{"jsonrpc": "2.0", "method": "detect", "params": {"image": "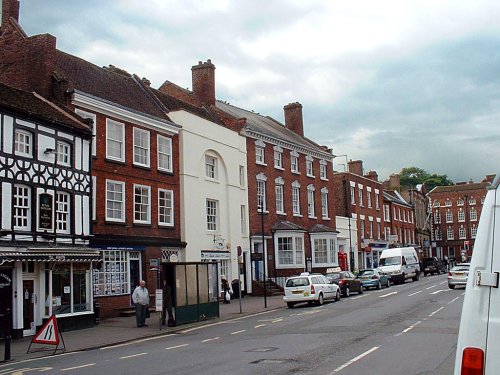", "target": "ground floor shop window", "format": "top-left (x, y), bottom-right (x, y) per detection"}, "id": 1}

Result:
top-left (44, 262), bottom-right (91, 316)
top-left (93, 250), bottom-right (129, 295)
